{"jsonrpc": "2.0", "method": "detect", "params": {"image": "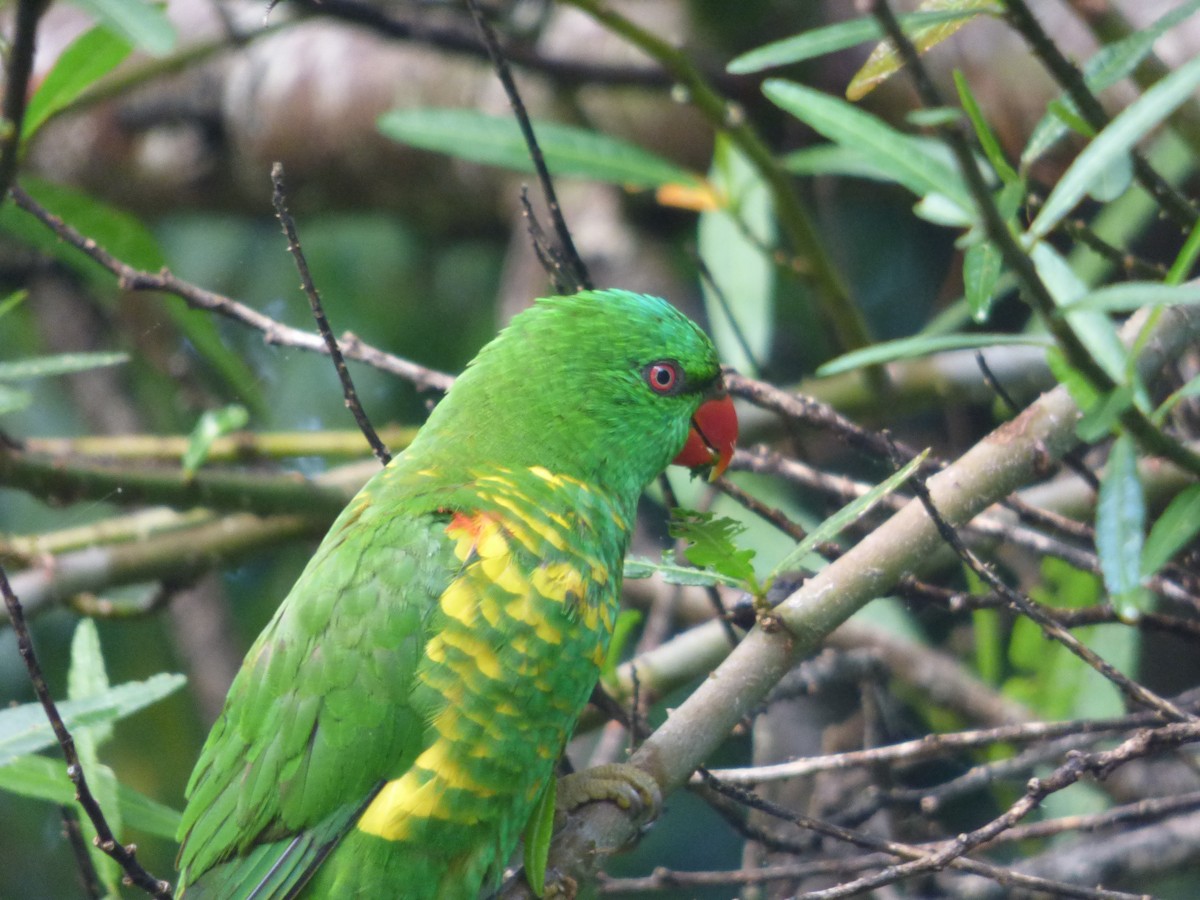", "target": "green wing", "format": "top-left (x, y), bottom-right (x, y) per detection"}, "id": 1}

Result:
top-left (177, 465), bottom-right (459, 898)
